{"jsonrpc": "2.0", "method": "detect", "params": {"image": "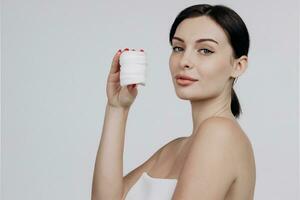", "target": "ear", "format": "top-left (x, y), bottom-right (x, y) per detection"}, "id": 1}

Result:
top-left (230, 55), bottom-right (248, 78)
